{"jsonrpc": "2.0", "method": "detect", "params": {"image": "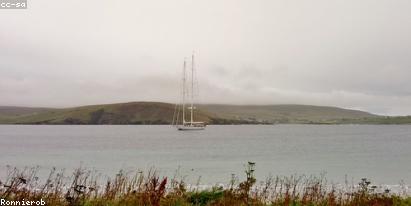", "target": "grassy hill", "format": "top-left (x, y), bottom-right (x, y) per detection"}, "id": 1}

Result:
top-left (0, 102), bottom-right (210, 125)
top-left (0, 102), bottom-right (409, 125)
top-left (200, 104), bottom-right (377, 124)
